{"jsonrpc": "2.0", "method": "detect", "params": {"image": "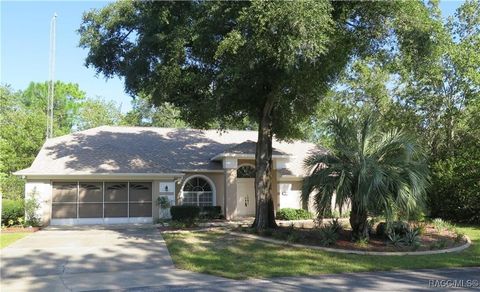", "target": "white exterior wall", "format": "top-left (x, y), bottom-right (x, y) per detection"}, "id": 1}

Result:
top-left (25, 180), bottom-right (52, 226)
top-left (278, 183), bottom-right (303, 209)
